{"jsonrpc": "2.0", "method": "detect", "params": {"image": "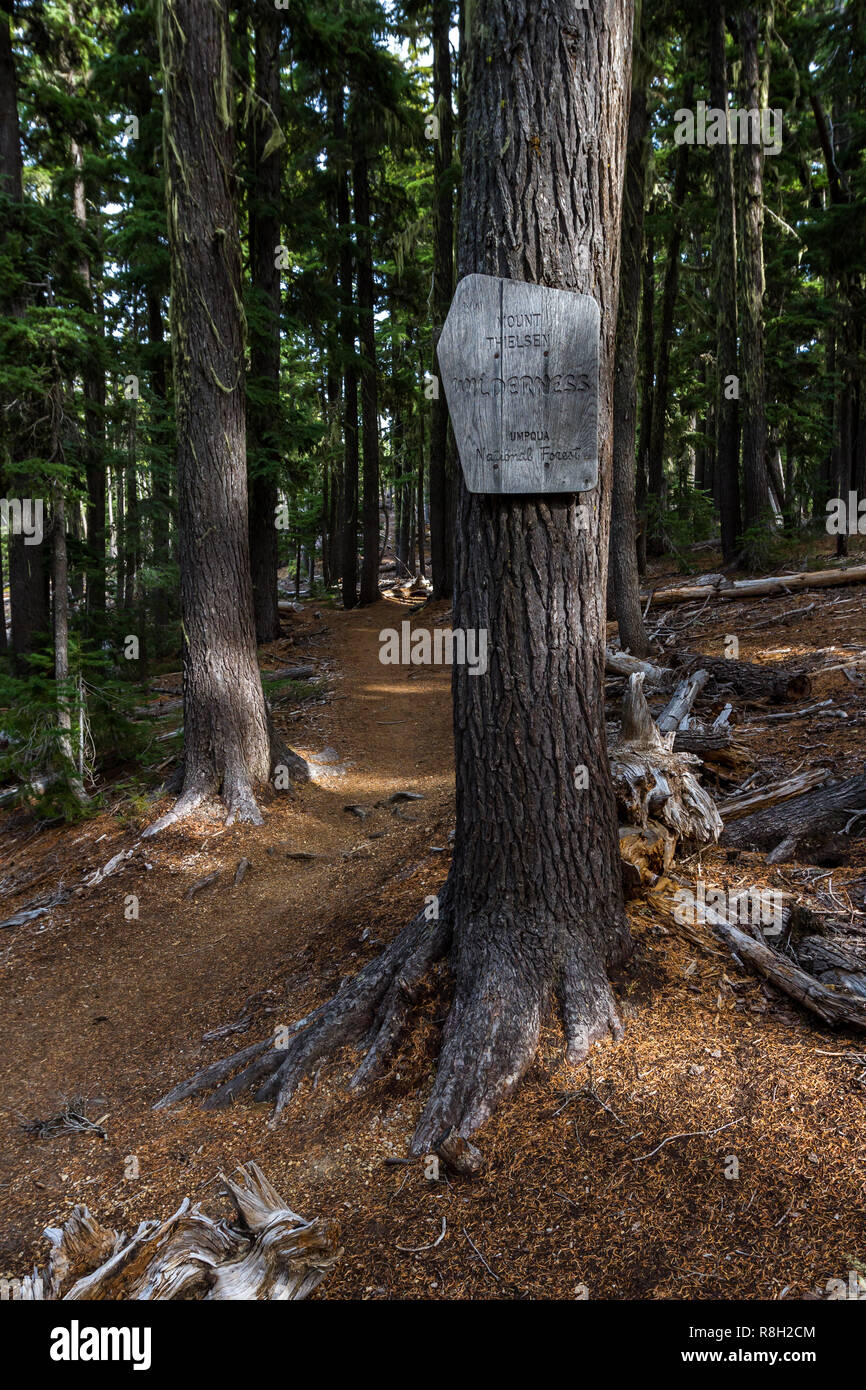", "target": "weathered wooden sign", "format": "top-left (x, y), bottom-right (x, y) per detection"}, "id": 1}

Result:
top-left (436, 273), bottom-right (599, 495)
